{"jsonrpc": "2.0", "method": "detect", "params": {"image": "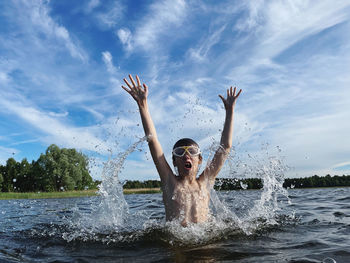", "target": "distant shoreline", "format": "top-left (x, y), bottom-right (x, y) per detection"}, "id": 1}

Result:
top-left (0, 188), bottom-right (162, 200)
top-left (1, 186), bottom-right (349, 200)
